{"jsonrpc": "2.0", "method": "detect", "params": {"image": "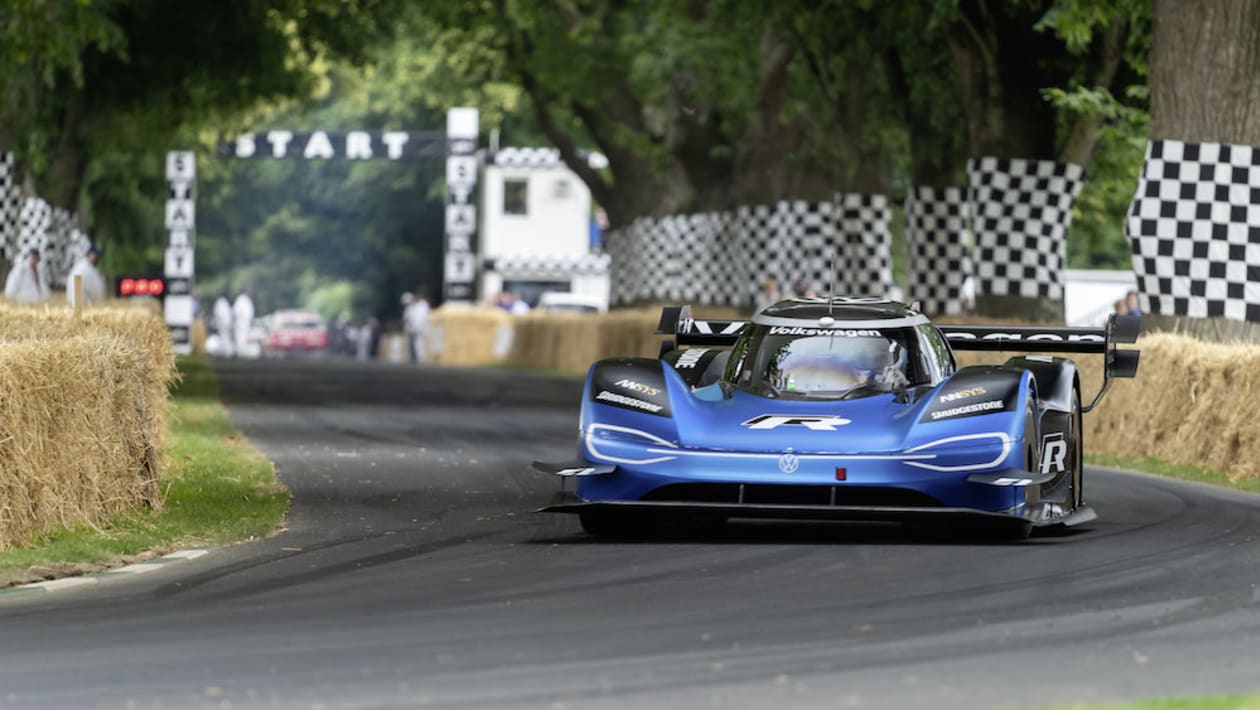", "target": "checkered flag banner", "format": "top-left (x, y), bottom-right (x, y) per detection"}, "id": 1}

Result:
top-left (739, 203), bottom-right (782, 303)
top-left (772, 200), bottom-right (835, 298)
top-left (16, 196), bottom-right (52, 259)
top-left (668, 213), bottom-right (717, 304)
top-left (606, 197), bottom-right (895, 307)
top-left (1126, 139), bottom-right (1260, 321)
top-left (835, 194), bottom-right (894, 298)
top-left (709, 212), bottom-right (747, 305)
top-left (605, 223), bottom-right (640, 306)
top-left (0, 152), bottom-right (18, 261)
top-left (636, 217), bottom-right (674, 302)
top-left (967, 157), bottom-right (1084, 301)
top-left (906, 186), bottom-right (971, 316)
top-left (47, 207), bottom-right (80, 286)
